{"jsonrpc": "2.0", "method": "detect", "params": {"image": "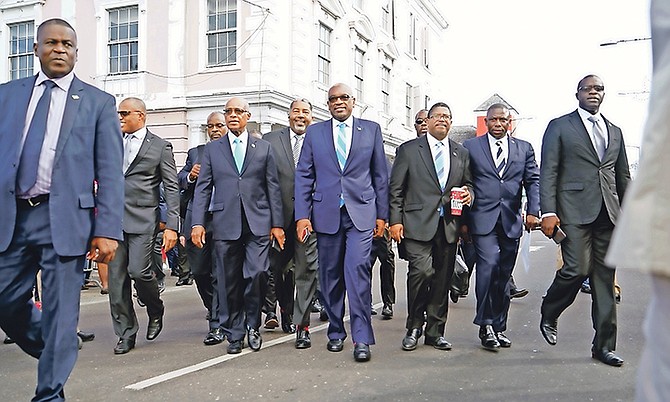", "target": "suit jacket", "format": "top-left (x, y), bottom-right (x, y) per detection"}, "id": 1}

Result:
top-left (540, 110), bottom-right (630, 225)
top-left (0, 75), bottom-right (124, 256)
top-left (294, 118), bottom-right (389, 233)
top-left (263, 127), bottom-right (300, 230)
top-left (389, 135), bottom-right (473, 244)
top-left (122, 130), bottom-right (180, 234)
top-left (464, 134), bottom-right (540, 239)
top-left (191, 134), bottom-right (283, 240)
top-left (178, 144), bottom-right (205, 235)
